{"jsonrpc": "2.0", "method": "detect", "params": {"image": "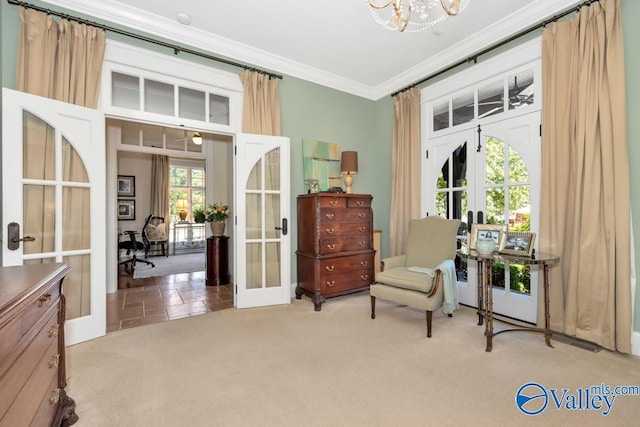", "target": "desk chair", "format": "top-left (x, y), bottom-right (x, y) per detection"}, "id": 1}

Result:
top-left (119, 230), bottom-right (155, 275)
